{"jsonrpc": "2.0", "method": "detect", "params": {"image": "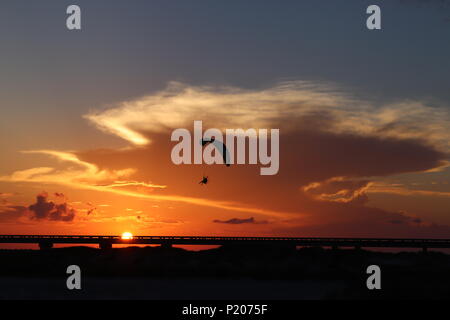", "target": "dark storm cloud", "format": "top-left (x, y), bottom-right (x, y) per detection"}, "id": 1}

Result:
top-left (280, 130), bottom-right (445, 184)
top-left (213, 217), bottom-right (268, 225)
top-left (388, 217), bottom-right (422, 225)
top-left (28, 193), bottom-right (76, 222)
